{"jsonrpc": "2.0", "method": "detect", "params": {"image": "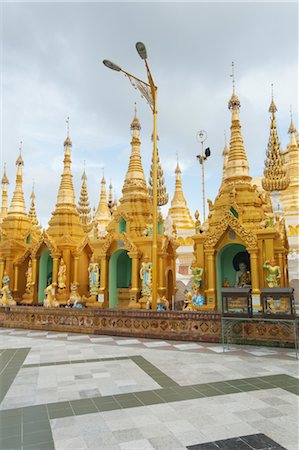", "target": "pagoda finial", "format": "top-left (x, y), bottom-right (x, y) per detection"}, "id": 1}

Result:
top-left (64, 116), bottom-right (72, 147)
top-left (288, 105), bottom-right (296, 135)
top-left (78, 166), bottom-right (92, 232)
top-left (225, 68), bottom-right (250, 182)
top-left (55, 127), bottom-right (75, 206)
top-left (81, 160), bottom-right (87, 181)
top-left (175, 153), bottom-right (181, 175)
top-left (9, 144), bottom-right (26, 216)
top-left (1, 163), bottom-right (9, 185)
top-left (167, 159), bottom-right (194, 230)
top-left (66, 116), bottom-right (70, 137)
top-left (231, 61), bottom-right (235, 94)
top-left (130, 105), bottom-right (141, 131)
top-left (94, 168), bottom-right (111, 231)
top-left (0, 164), bottom-right (9, 222)
top-left (269, 83), bottom-right (277, 115)
top-left (28, 181), bottom-right (39, 227)
top-left (228, 62), bottom-right (240, 111)
top-left (262, 92), bottom-right (289, 191)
